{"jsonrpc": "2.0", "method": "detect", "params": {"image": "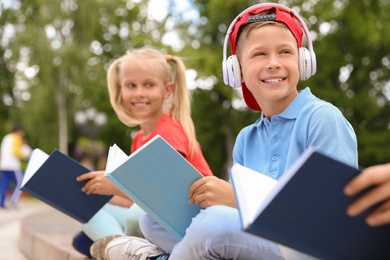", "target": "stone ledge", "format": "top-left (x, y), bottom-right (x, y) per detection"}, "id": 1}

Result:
top-left (19, 207), bottom-right (87, 260)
